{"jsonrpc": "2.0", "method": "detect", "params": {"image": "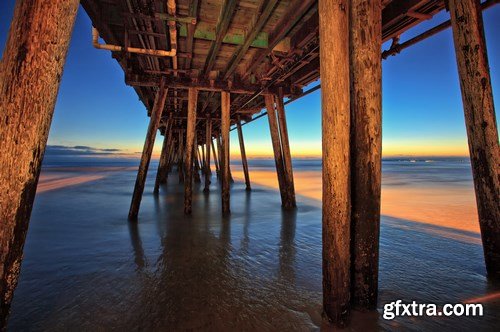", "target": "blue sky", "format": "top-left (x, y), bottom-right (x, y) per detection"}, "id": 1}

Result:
top-left (1, 2), bottom-right (498, 157)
